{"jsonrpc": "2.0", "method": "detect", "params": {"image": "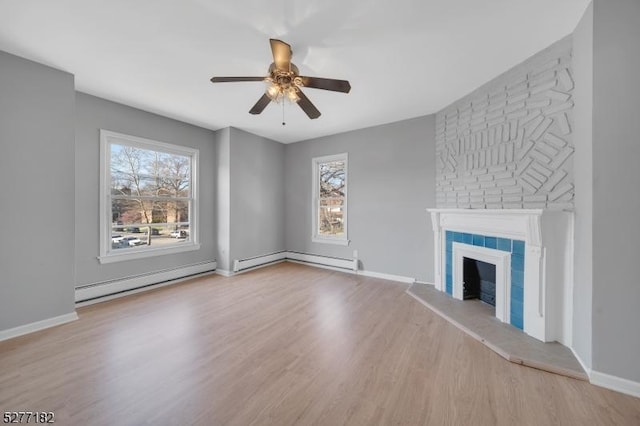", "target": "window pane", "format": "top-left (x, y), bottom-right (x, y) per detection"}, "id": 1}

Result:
top-left (320, 198), bottom-right (344, 208)
top-left (112, 199), bottom-right (189, 226)
top-left (110, 144), bottom-right (191, 198)
top-left (155, 200), bottom-right (190, 224)
top-left (318, 206), bottom-right (344, 236)
top-left (111, 224), bottom-right (191, 250)
top-left (319, 160), bottom-right (345, 199)
top-left (112, 198), bottom-right (157, 226)
top-left (102, 131), bottom-right (198, 261)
